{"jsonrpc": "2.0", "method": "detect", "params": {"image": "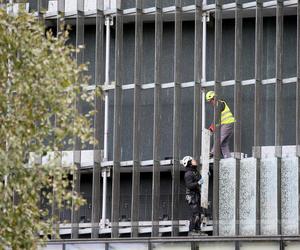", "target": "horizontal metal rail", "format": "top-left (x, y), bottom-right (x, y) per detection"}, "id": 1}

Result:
top-left (47, 234), bottom-right (300, 243)
top-left (83, 76), bottom-right (299, 92)
top-left (33, 146), bottom-right (298, 169)
top-left (51, 220), bottom-right (203, 236)
top-left (35, 0), bottom-right (298, 19)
